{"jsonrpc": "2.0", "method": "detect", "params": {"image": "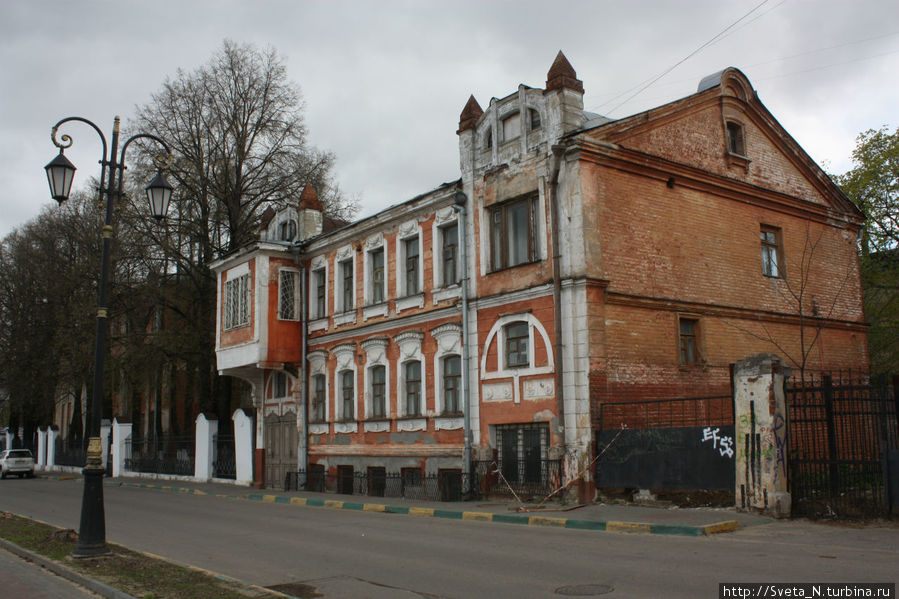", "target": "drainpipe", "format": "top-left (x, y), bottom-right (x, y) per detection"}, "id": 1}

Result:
top-left (549, 145), bottom-right (566, 453)
top-left (292, 245), bottom-right (308, 479)
top-left (452, 190), bottom-right (472, 496)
